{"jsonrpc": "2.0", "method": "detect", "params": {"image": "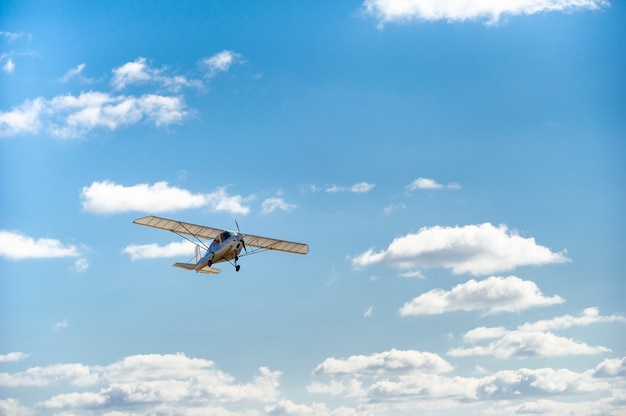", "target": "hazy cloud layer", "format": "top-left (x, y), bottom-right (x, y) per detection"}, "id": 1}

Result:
top-left (352, 223), bottom-right (569, 275)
